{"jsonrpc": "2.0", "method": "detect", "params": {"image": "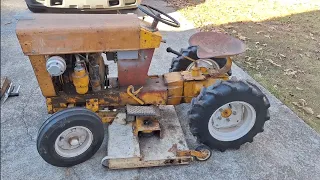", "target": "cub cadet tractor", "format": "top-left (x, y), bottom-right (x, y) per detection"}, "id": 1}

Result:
top-left (16, 4), bottom-right (270, 169)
